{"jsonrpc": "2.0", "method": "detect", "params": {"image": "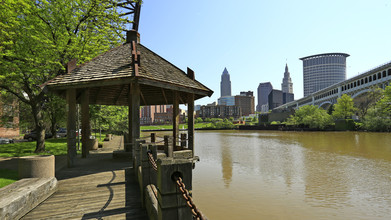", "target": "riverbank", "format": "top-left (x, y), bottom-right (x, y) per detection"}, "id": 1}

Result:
top-left (238, 125), bottom-right (334, 131)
